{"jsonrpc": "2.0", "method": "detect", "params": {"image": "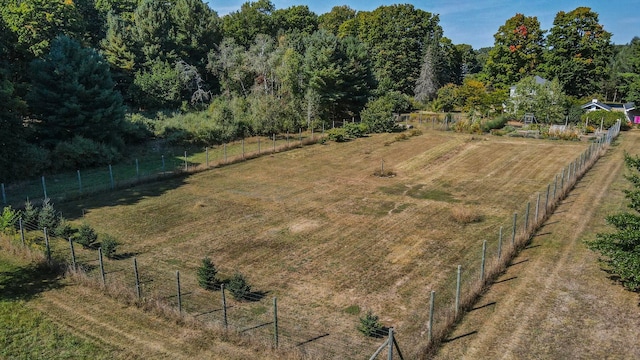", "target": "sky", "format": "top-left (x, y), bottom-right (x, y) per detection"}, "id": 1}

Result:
top-left (205, 0), bottom-right (638, 49)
